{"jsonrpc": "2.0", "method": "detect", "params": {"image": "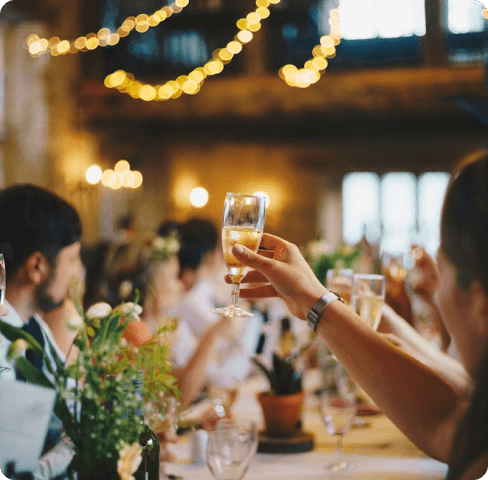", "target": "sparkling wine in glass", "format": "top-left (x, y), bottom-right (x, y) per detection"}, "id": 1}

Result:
top-left (212, 193), bottom-right (266, 317)
top-left (351, 273), bottom-right (385, 330)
